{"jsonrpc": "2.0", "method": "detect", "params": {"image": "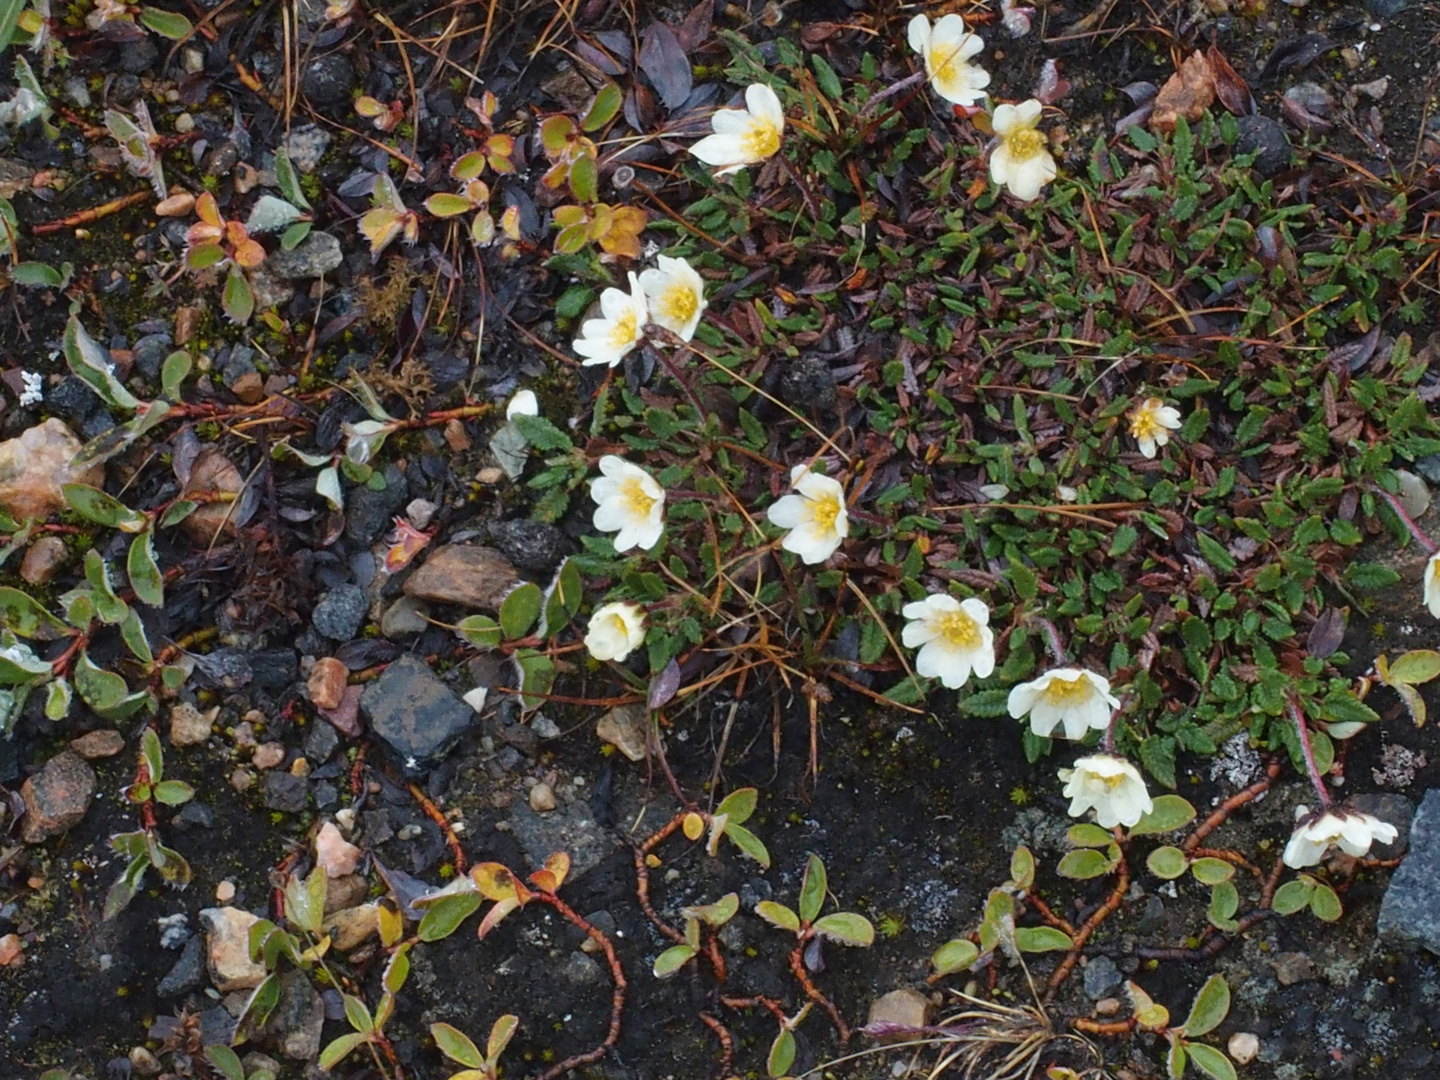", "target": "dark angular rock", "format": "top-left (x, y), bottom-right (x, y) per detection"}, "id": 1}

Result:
top-left (267, 232), bottom-right (343, 279)
top-left (157, 934), bottom-right (205, 997)
top-left (264, 970), bottom-right (324, 1060)
top-left (302, 54), bottom-right (356, 109)
top-left (1364, 0), bottom-right (1408, 16)
top-left (304, 719), bottom-right (340, 764)
top-left (133, 333), bottom-right (173, 383)
top-left (264, 772), bottom-right (309, 813)
top-left (507, 800), bottom-right (616, 879)
top-left (1081, 954), bottom-right (1122, 1000)
top-left (360, 654), bottom-right (473, 768)
top-left (118, 40), bottom-right (158, 74)
top-left (344, 464), bottom-right (408, 547)
top-left (1235, 114), bottom-right (1291, 178)
top-left (173, 802), bottom-right (215, 831)
top-left (45, 376), bottom-right (102, 426)
top-left (779, 357), bottom-right (837, 413)
top-left (248, 648), bottom-right (299, 692)
top-left (489, 519), bottom-right (569, 573)
top-left (1378, 788), bottom-right (1440, 953)
top-left (312, 584), bottom-right (367, 641)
